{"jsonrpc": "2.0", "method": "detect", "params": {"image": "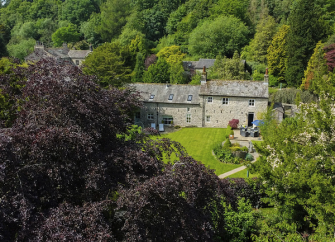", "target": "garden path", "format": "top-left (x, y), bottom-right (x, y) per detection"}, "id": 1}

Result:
top-left (218, 129), bottom-right (261, 179)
